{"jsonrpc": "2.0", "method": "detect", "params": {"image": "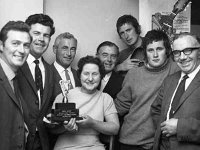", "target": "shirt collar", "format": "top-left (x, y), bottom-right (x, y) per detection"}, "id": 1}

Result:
top-left (181, 64), bottom-right (200, 79)
top-left (0, 58), bottom-right (16, 81)
top-left (27, 54), bottom-right (42, 65)
top-left (54, 61), bottom-right (72, 73)
top-left (103, 72), bottom-right (112, 82)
